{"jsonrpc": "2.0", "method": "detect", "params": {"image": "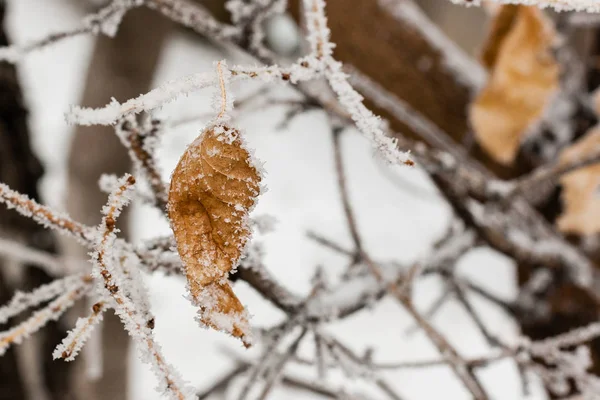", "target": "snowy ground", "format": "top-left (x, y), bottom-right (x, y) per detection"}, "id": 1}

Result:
top-left (7, 1), bottom-right (546, 399)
